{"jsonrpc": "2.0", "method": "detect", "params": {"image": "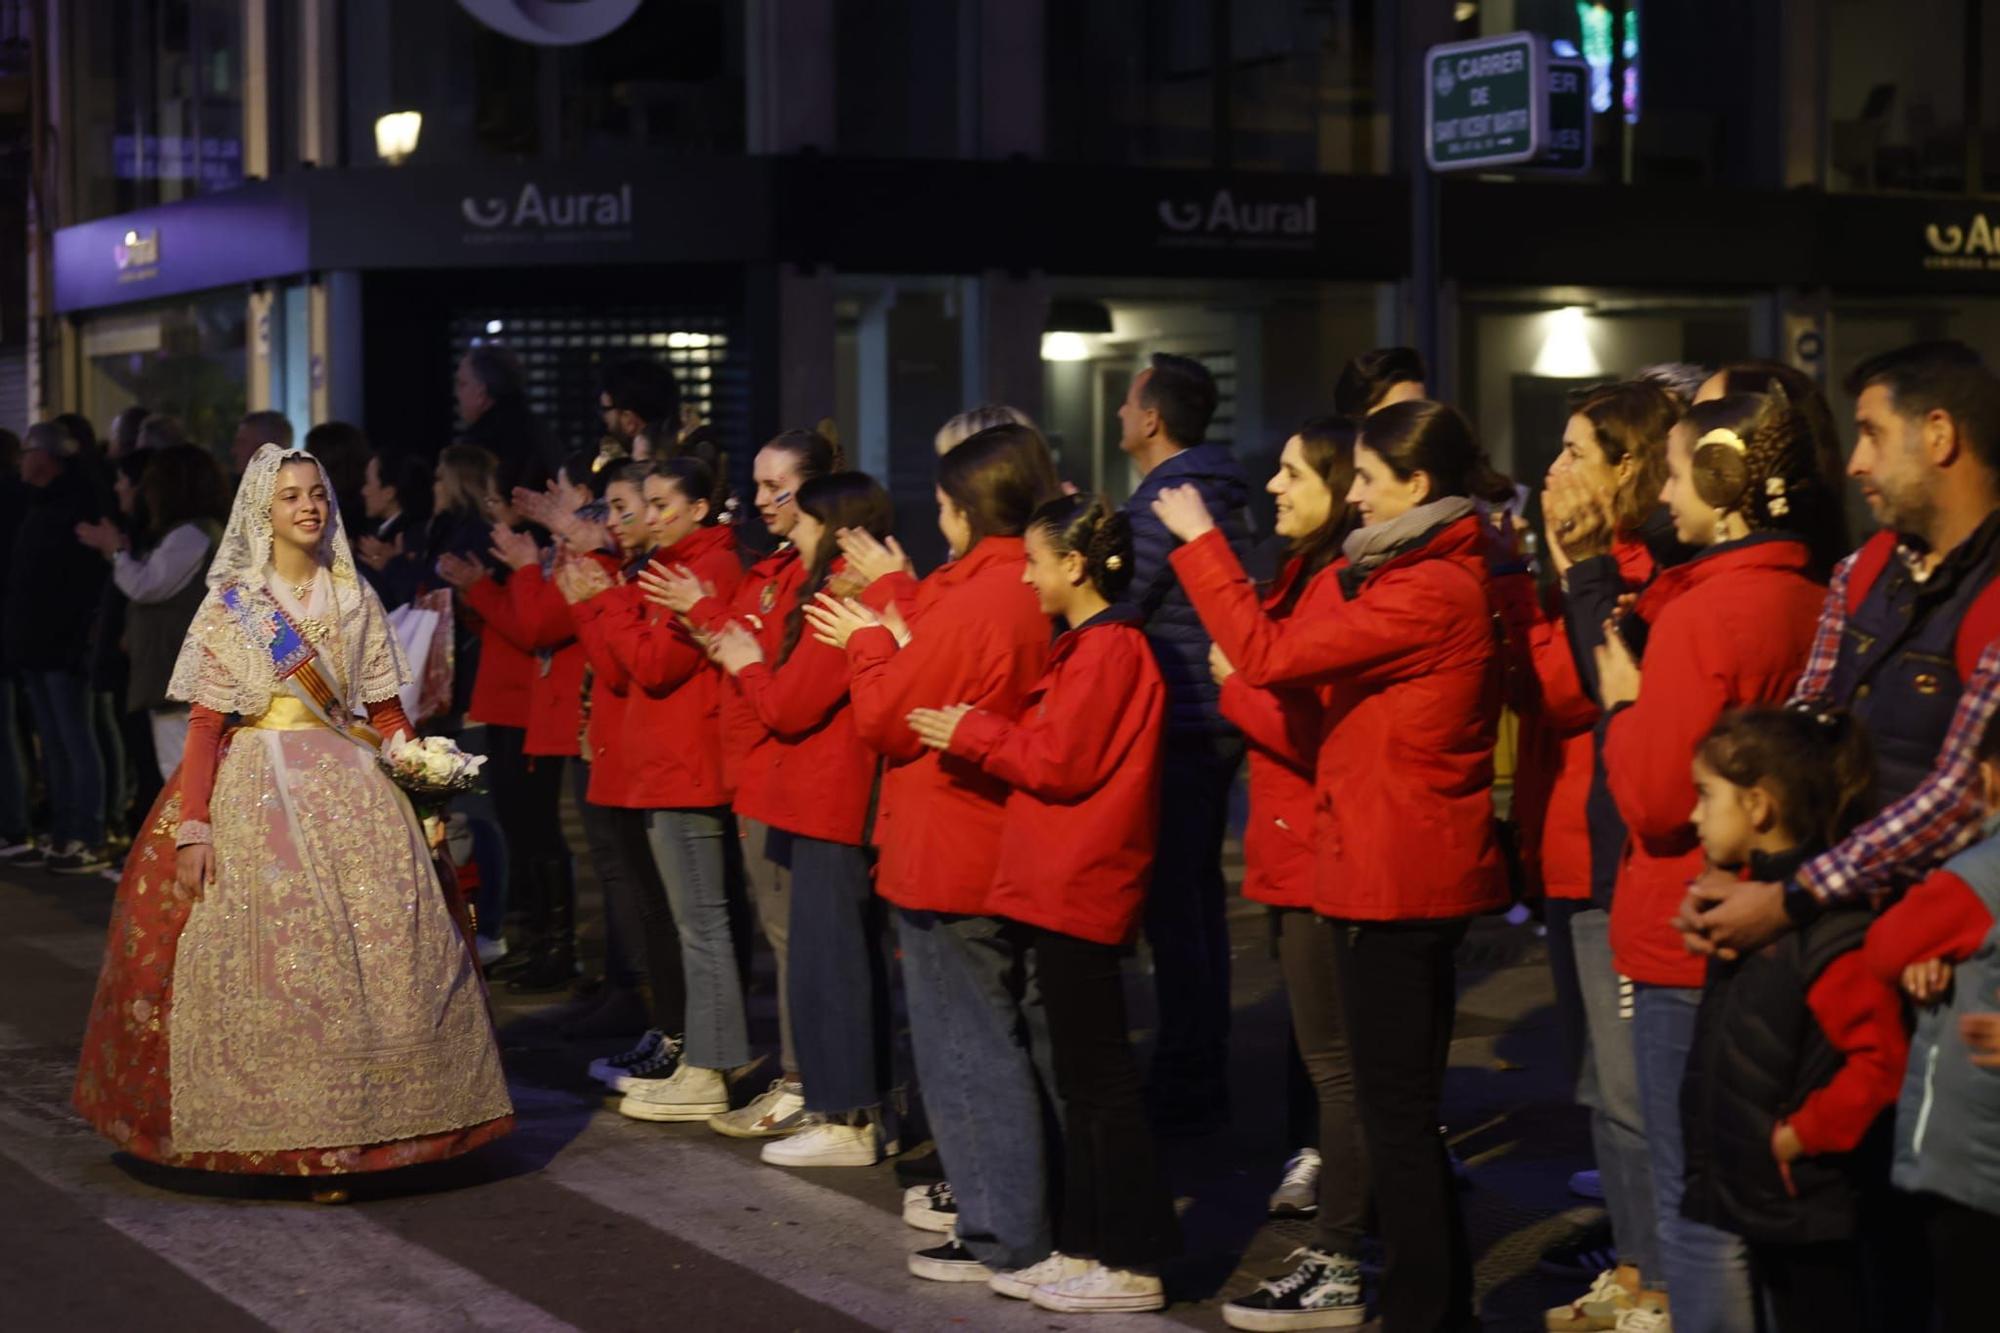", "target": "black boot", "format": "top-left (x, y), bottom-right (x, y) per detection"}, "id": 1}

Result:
top-left (508, 857), bottom-right (578, 993)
